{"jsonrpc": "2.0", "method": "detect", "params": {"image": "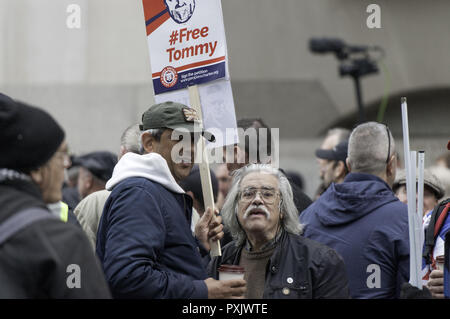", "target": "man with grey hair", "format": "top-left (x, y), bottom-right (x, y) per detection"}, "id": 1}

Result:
top-left (301, 122), bottom-right (410, 298)
top-left (119, 123), bottom-right (142, 156)
top-left (208, 164), bottom-right (349, 299)
top-left (74, 124), bottom-right (142, 249)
